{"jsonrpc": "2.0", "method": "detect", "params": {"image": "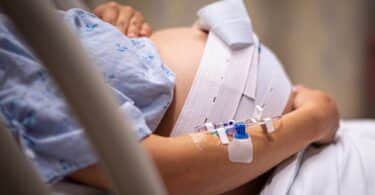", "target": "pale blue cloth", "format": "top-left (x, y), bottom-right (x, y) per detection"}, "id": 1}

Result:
top-left (0, 9), bottom-right (175, 183)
